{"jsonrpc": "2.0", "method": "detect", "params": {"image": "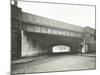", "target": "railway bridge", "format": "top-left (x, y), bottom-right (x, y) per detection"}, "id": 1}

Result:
top-left (11, 5), bottom-right (95, 59)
